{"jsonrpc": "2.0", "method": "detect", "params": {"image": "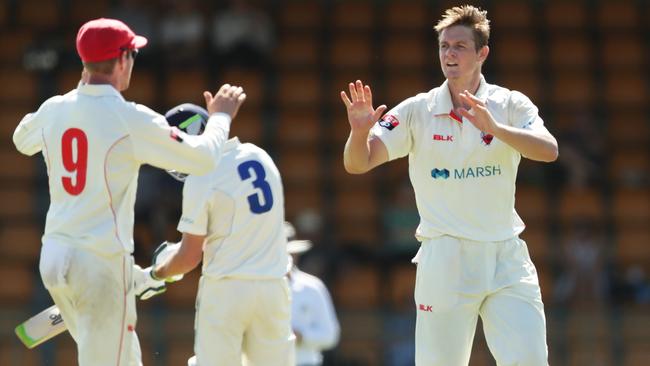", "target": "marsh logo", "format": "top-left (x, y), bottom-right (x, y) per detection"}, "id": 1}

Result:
top-left (431, 168), bottom-right (450, 179)
top-left (454, 165), bottom-right (502, 179)
top-left (431, 165), bottom-right (502, 180)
